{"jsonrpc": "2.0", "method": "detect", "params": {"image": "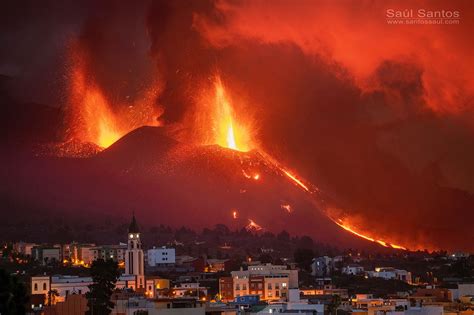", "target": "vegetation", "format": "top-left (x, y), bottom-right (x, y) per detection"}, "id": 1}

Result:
top-left (0, 269), bottom-right (29, 315)
top-left (86, 259), bottom-right (120, 315)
